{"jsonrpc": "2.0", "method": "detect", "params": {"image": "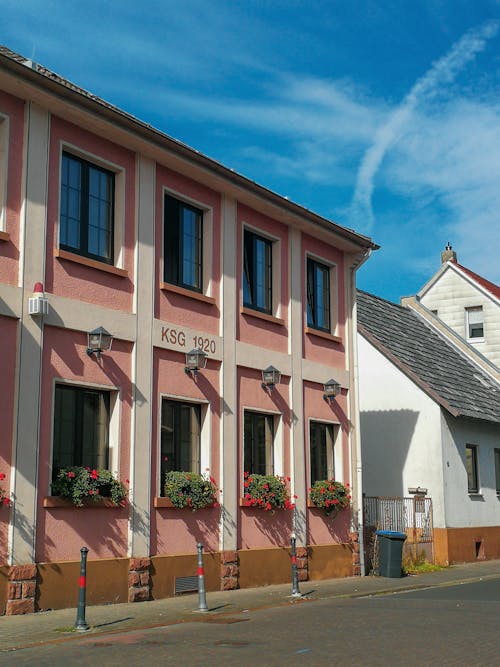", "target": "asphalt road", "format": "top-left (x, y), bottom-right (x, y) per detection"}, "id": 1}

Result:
top-left (2, 579), bottom-right (499, 667)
